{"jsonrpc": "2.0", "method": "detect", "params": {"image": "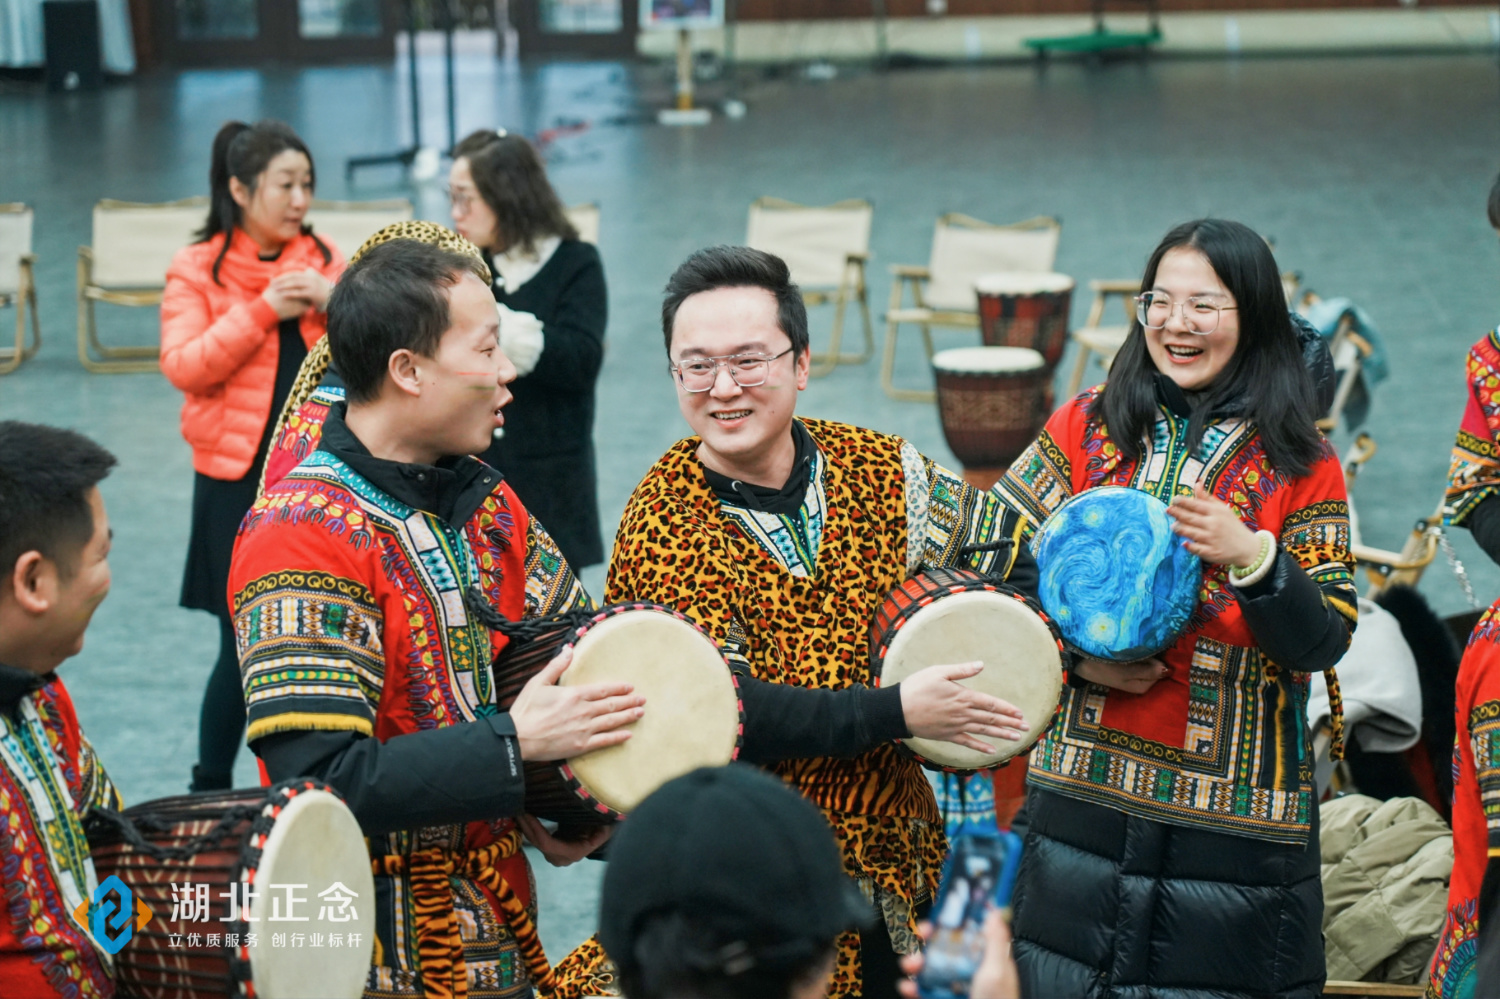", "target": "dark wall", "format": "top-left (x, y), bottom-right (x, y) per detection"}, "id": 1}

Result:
top-left (736, 0), bottom-right (1484, 18)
